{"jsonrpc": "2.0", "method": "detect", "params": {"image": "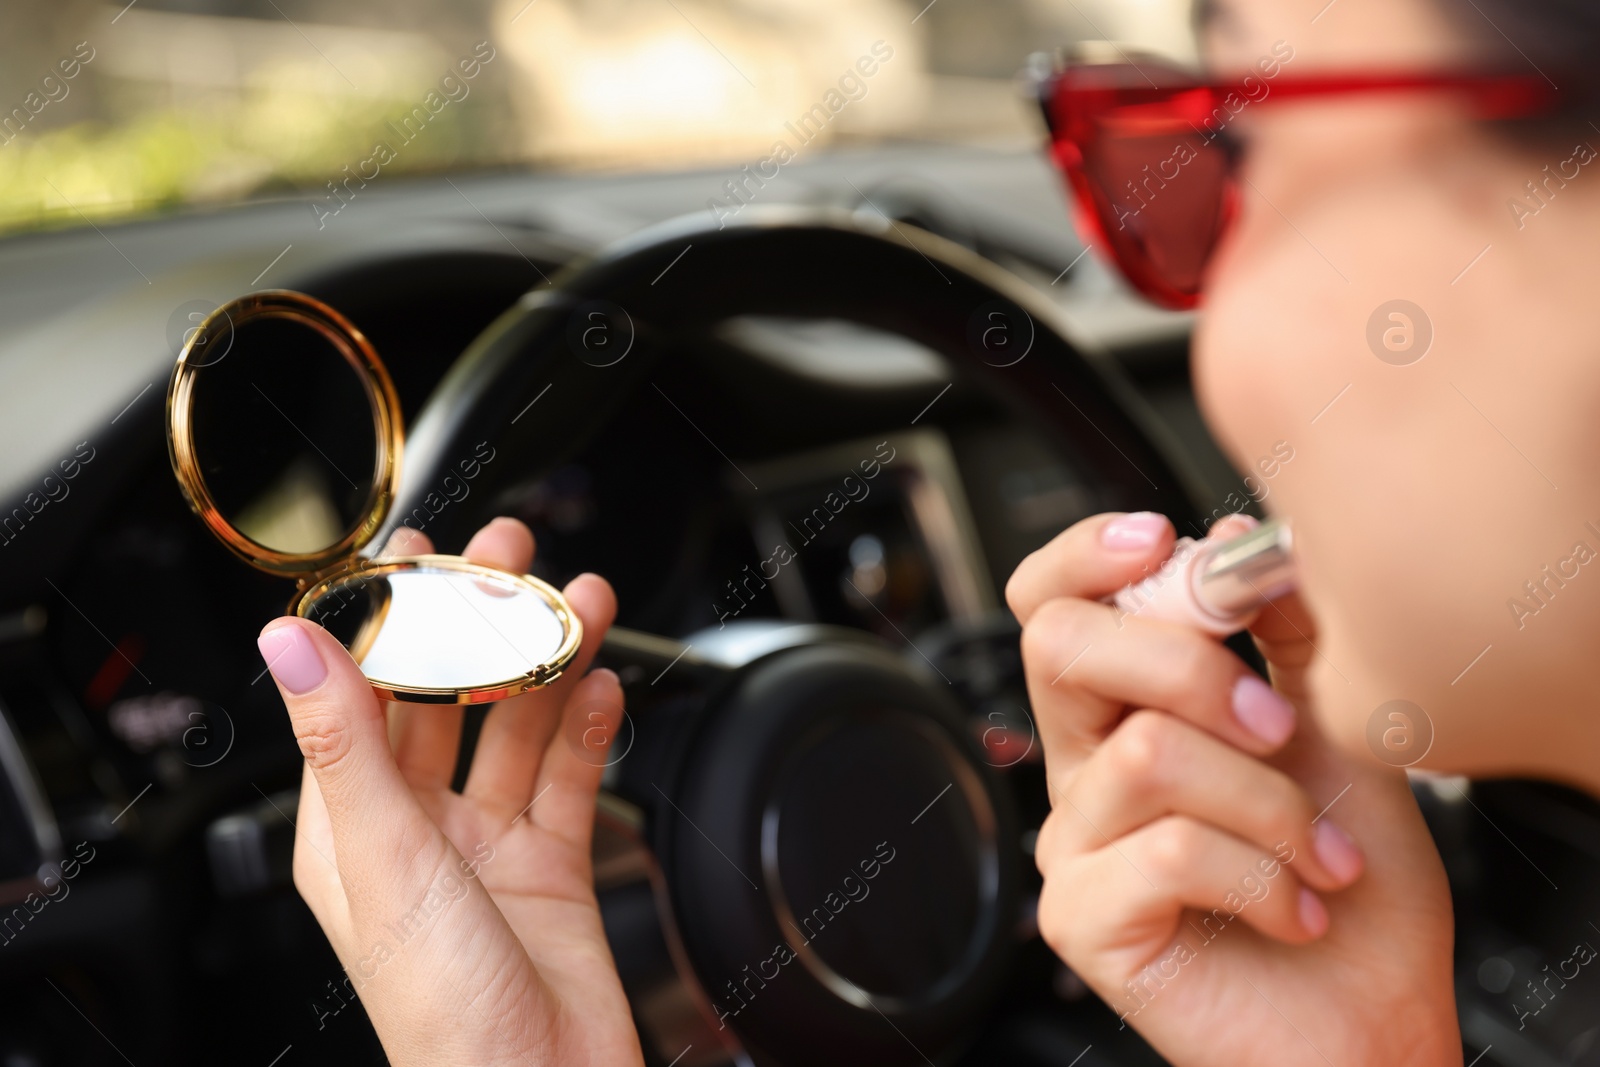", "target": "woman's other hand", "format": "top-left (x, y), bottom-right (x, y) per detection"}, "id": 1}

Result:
top-left (1009, 511), bottom-right (1457, 1067)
